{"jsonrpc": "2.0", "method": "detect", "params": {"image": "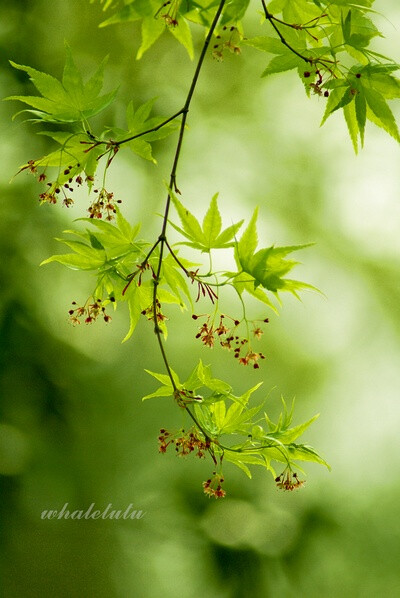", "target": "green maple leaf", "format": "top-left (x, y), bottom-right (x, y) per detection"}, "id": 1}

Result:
top-left (235, 208), bottom-right (318, 298)
top-left (170, 190), bottom-right (244, 252)
top-left (6, 43), bottom-right (117, 124)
